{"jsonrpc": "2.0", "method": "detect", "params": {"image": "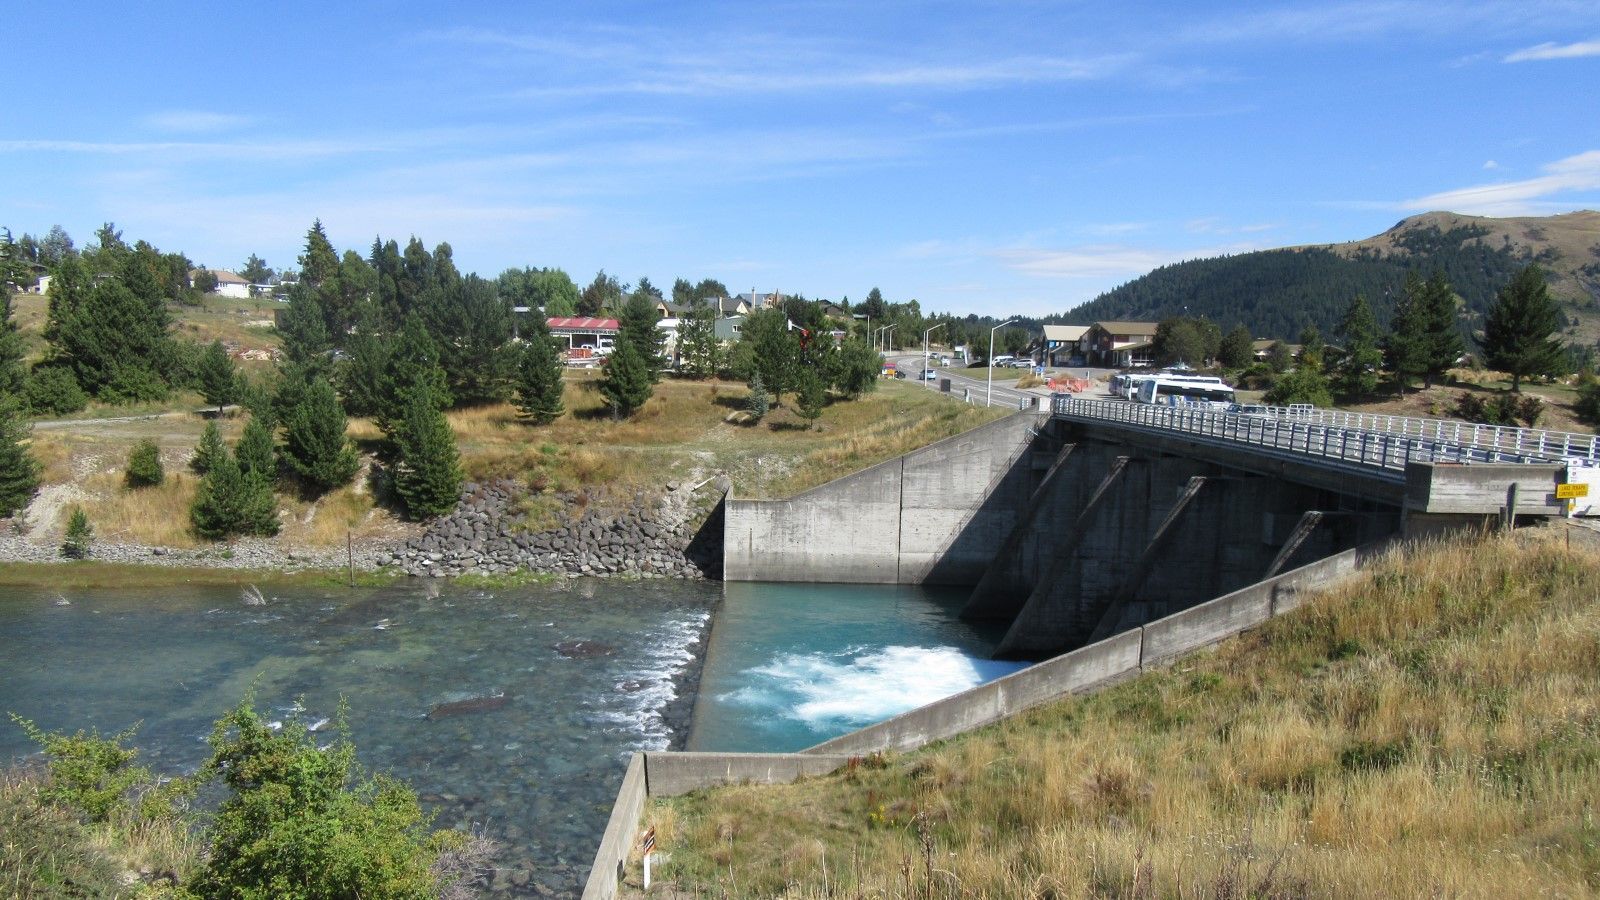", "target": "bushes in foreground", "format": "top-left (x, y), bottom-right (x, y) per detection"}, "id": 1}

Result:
top-left (5, 699), bottom-right (489, 899)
